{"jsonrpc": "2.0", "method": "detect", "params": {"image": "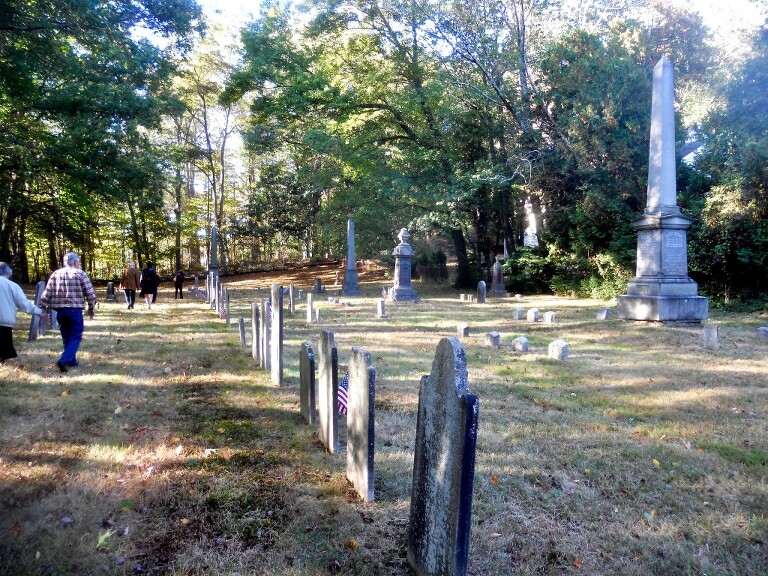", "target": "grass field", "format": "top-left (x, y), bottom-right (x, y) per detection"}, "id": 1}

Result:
top-left (1, 271), bottom-right (766, 575)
